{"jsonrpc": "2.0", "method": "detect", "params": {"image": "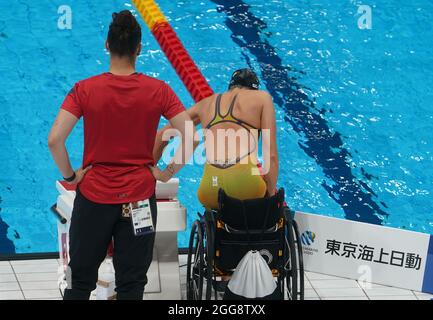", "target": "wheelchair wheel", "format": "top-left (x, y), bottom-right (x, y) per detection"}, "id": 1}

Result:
top-left (292, 219), bottom-right (305, 300)
top-left (187, 220), bottom-right (206, 300)
top-left (284, 217), bottom-right (298, 300)
top-left (203, 218), bottom-right (215, 300)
